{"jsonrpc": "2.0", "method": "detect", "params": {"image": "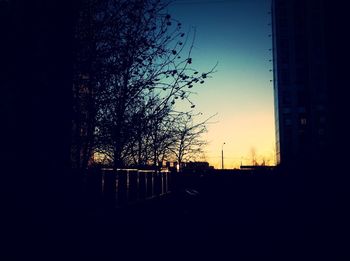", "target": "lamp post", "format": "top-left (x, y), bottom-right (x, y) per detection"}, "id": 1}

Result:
top-left (221, 142), bottom-right (225, 170)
